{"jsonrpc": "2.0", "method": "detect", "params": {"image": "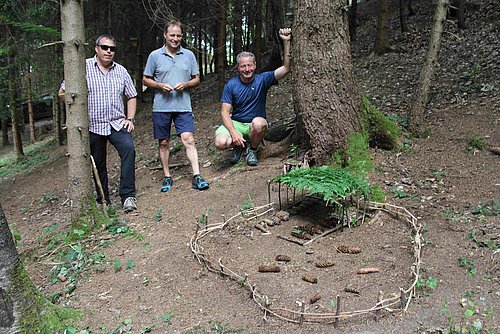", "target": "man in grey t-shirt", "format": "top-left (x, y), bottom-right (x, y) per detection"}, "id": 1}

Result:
top-left (143, 20), bottom-right (209, 192)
